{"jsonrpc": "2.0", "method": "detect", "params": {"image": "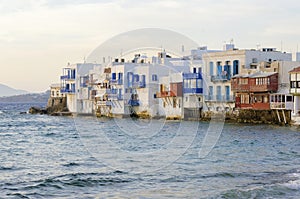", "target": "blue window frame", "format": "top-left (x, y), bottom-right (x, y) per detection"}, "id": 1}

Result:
top-left (152, 74), bottom-right (158, 81)
top-left (209, 86), bottom-right (213, 100)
